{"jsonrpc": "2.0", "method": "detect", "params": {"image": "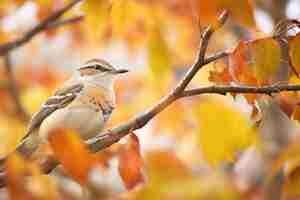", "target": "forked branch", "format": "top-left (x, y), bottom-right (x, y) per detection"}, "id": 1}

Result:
top-left (0, 10), bottom-right (230, 187)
